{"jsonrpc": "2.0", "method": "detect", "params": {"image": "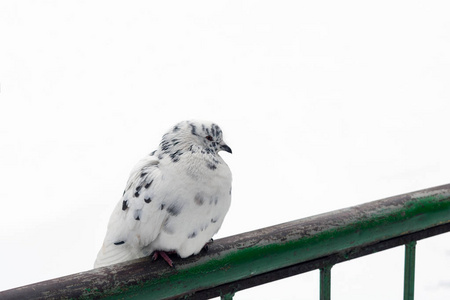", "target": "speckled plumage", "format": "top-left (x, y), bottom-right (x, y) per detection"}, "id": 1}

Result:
top-left (94, 120), bottom-right (232, 268)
